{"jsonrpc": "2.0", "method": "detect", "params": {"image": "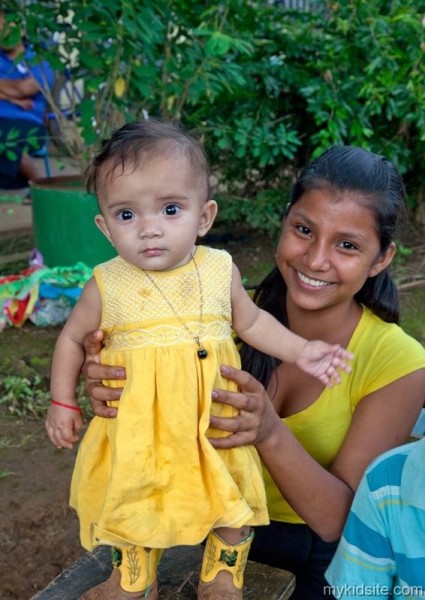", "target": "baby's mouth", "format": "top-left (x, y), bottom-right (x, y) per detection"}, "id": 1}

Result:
top-left (297, 271), bottom-right (331, 288)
